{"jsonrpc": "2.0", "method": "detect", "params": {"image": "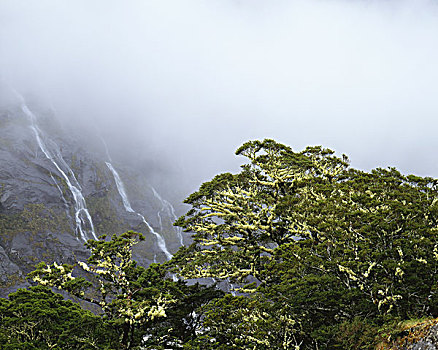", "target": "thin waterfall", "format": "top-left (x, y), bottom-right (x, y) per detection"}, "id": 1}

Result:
top-left (105, 161), bottom-right (173, 260)
top-left (99, 135), bottom-right (113, 163)
top-left (151, 187), bottom-right (184, 246)
top-left (137, 213), bottom-right (172, 260)
top-left (15, 92), bottom-right (96, 241)
top-left (105, 162), bottom-right (134, 213)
